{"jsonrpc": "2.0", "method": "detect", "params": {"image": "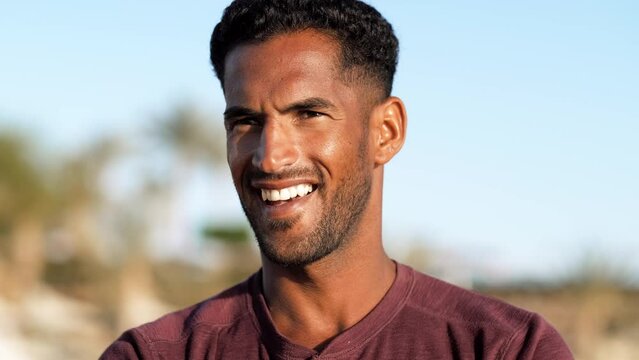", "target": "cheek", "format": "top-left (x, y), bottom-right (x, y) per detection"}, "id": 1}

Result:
top-left (226, 134), bottom-right (254, 179)
top-left (311, 123), bottom-right (357, 153)
top-left (312, 130), bottom-right (365, 174)
top-left (313, 136), bottom-right (340, 158)
top-left (226, 138), bottom-right (239, 171)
